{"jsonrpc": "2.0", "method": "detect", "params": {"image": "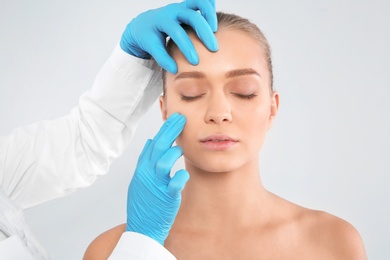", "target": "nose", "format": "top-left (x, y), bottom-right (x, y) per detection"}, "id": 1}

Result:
top-left (205, 93), bottom-right (232, 124)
